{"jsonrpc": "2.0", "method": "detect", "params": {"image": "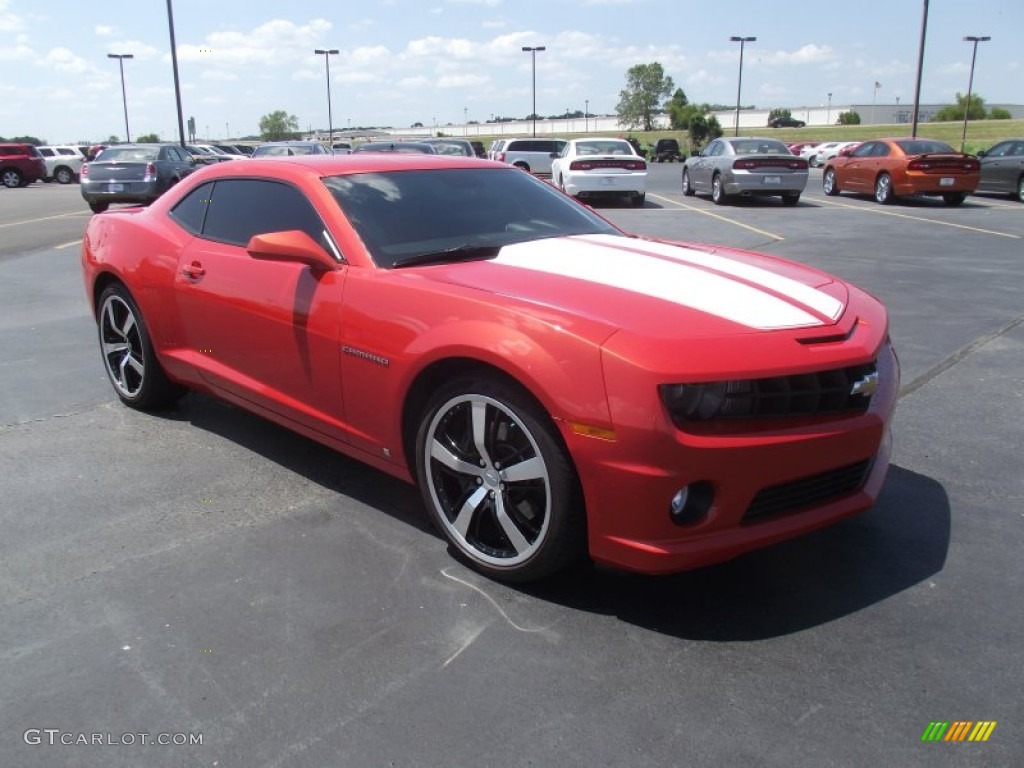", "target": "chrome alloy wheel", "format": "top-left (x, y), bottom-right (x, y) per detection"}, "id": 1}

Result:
top-left (424, 394), bottom-right (552, 568)
top-left (99, 293), bottom-right (146, 399)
